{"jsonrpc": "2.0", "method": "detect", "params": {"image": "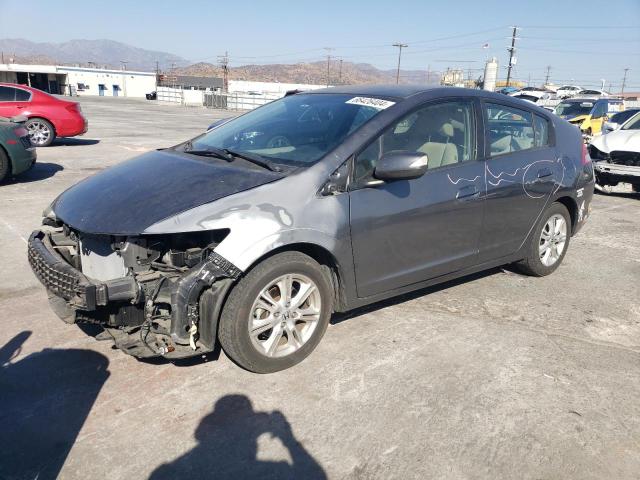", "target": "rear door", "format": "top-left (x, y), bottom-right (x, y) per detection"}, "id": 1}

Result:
top-left (0, 86), bottom-right (20, 118)
top-left (349, 98), bottom-right (486, 297)
top-left (479, 102), bottom-right (558, 262)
